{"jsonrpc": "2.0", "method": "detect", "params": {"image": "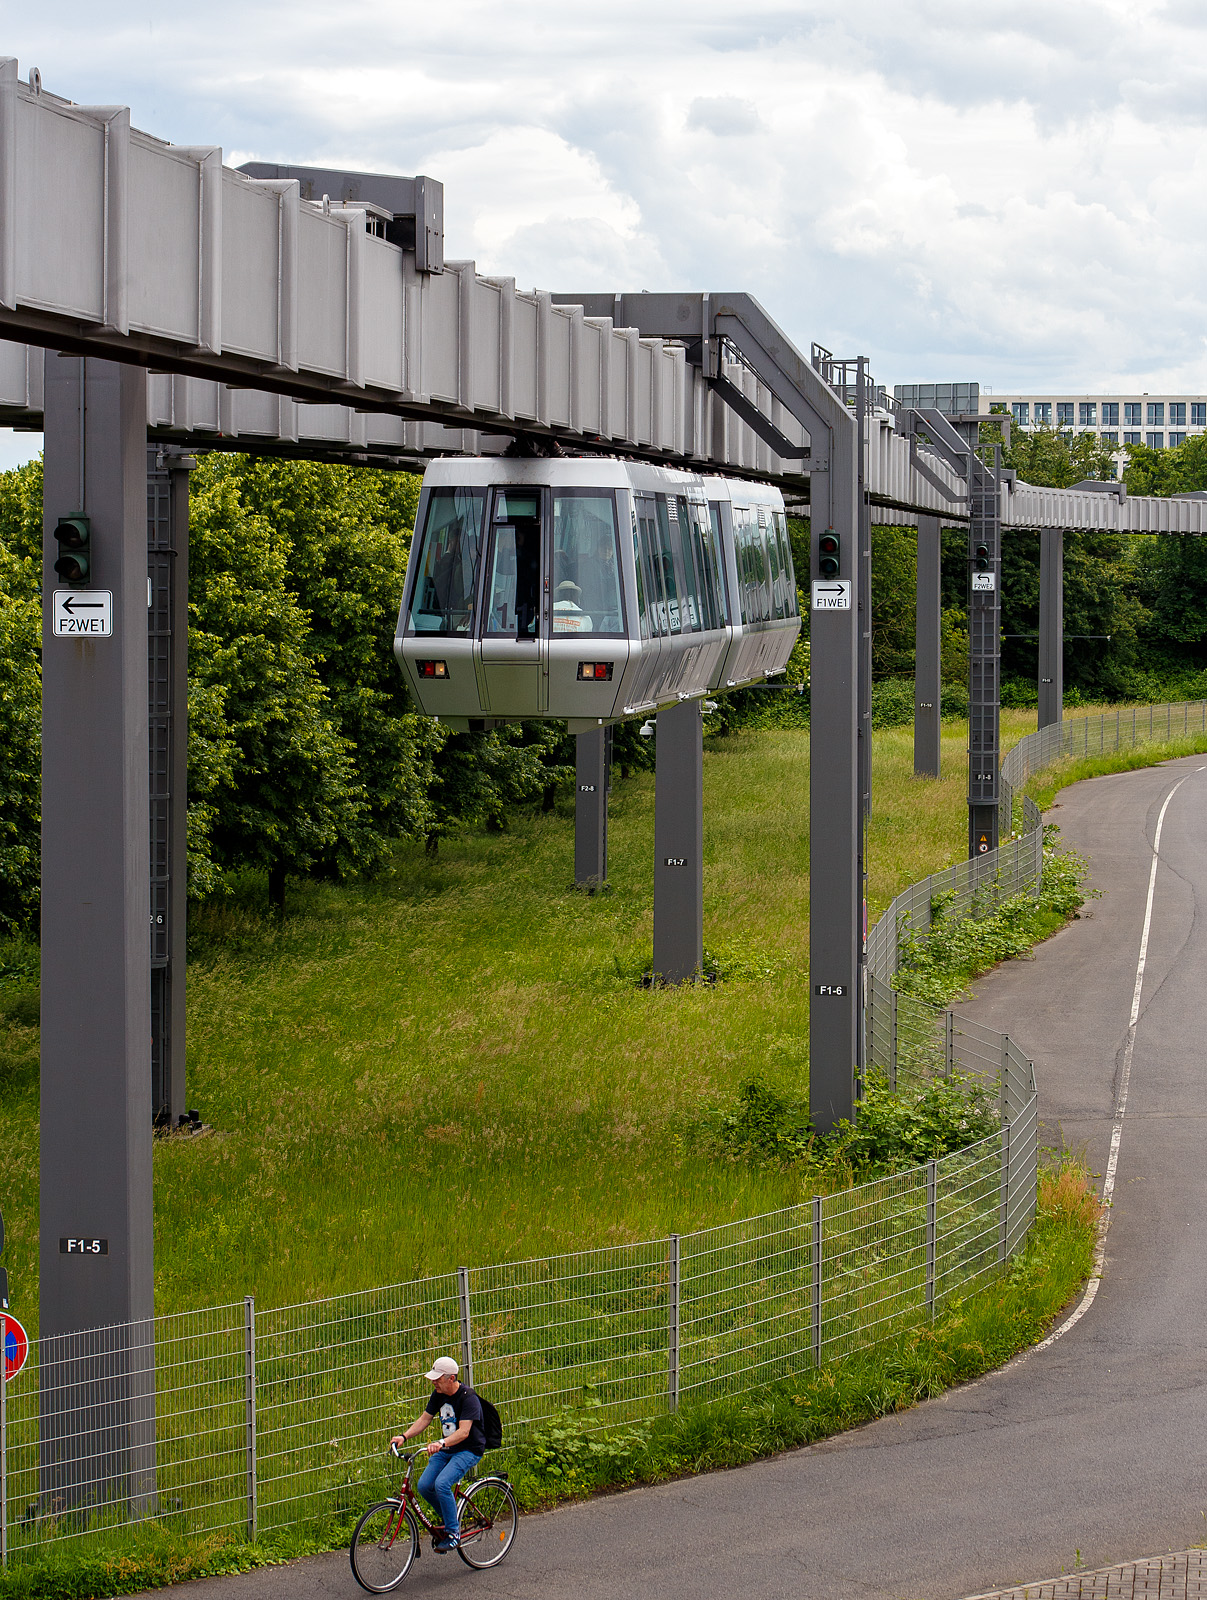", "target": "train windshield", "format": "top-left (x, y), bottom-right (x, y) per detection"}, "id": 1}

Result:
top-left (407, 488), bottom-right (487, 634)
top-left (552, 491), bottom-right (624, 636)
